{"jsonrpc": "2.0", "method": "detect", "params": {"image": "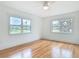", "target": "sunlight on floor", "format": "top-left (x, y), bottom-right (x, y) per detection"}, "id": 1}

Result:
top-left (9, 48), bottom-right (32, 58)
top-left (61, 48), bottom-right (72, 58)
top-left (23, 48), bottom-right (32, 58)
top-left (52, 47), bottom-right (72, 58)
